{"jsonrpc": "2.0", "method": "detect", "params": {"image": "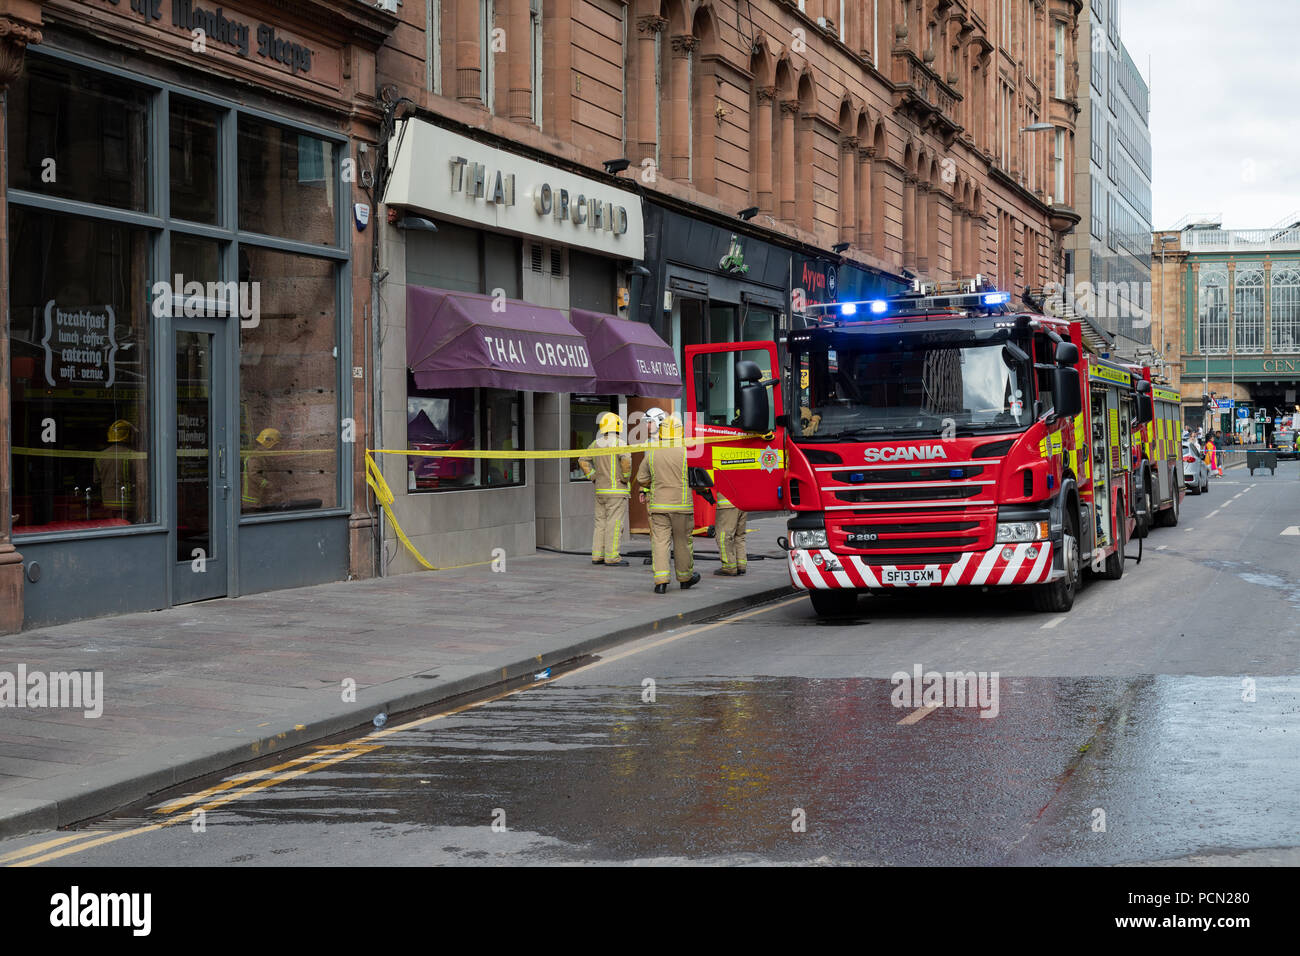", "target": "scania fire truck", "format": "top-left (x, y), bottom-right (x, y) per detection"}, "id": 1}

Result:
top-left (685, 279), bottom-right (1153, 617)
